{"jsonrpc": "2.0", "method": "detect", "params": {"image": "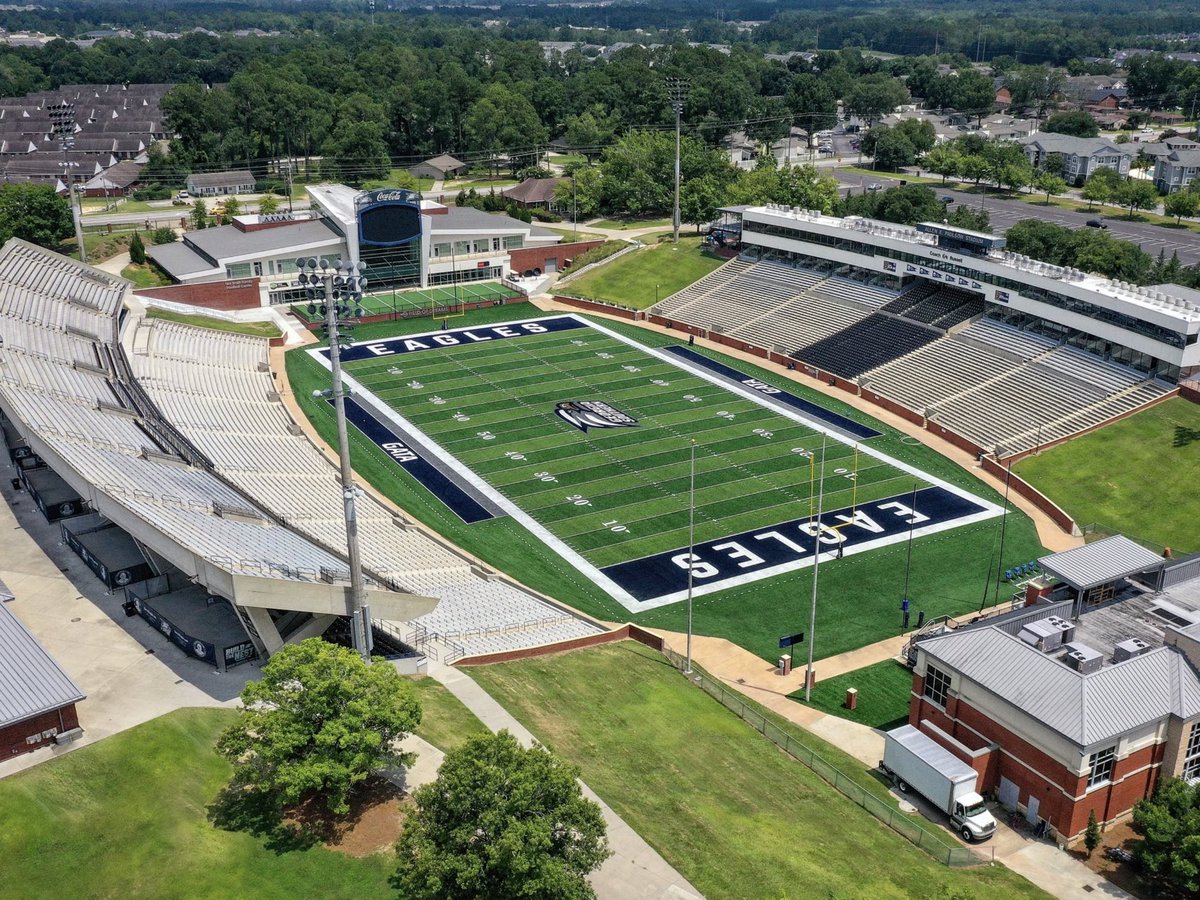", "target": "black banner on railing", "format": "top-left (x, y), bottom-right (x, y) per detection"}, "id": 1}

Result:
top-left (133, 597), bottom-right (218, 666)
